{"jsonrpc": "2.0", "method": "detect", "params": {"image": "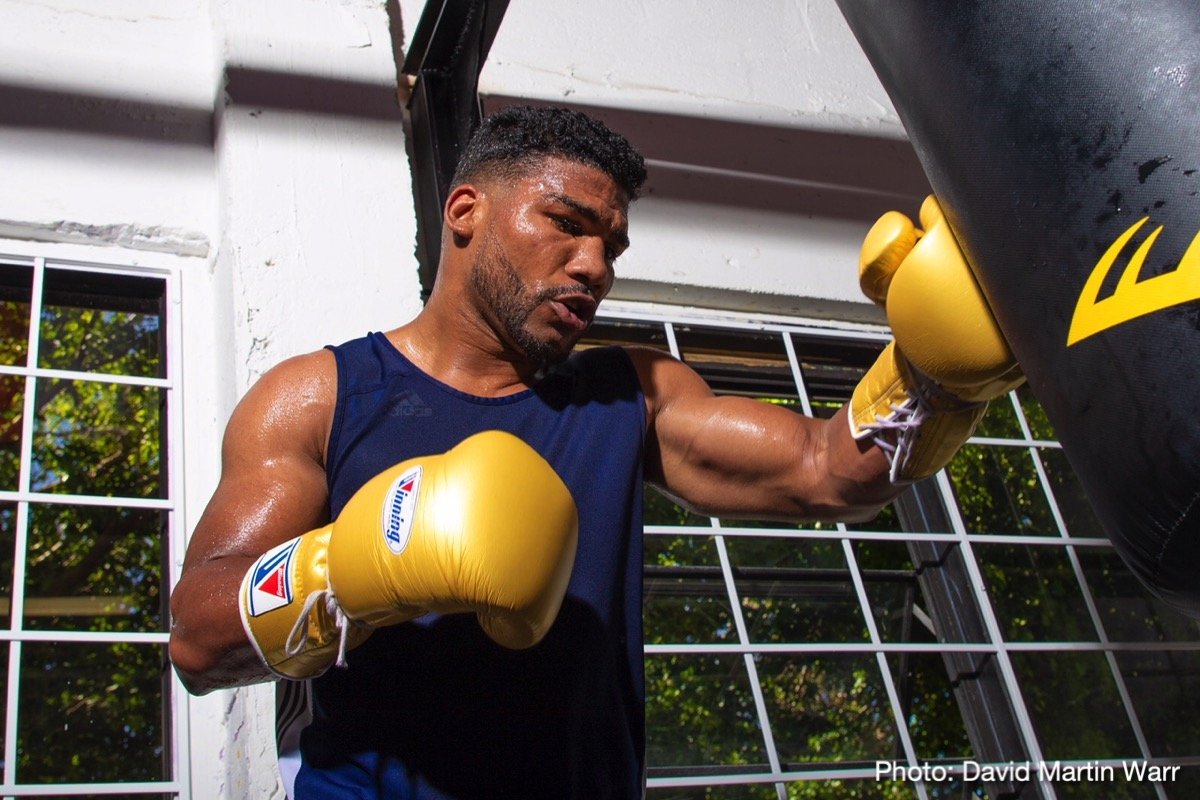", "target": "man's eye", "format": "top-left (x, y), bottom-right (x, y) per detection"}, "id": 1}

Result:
top-left (554, 216), bottom-right (583, 235)
top-left (604, 246), bottom-right (617, 264)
